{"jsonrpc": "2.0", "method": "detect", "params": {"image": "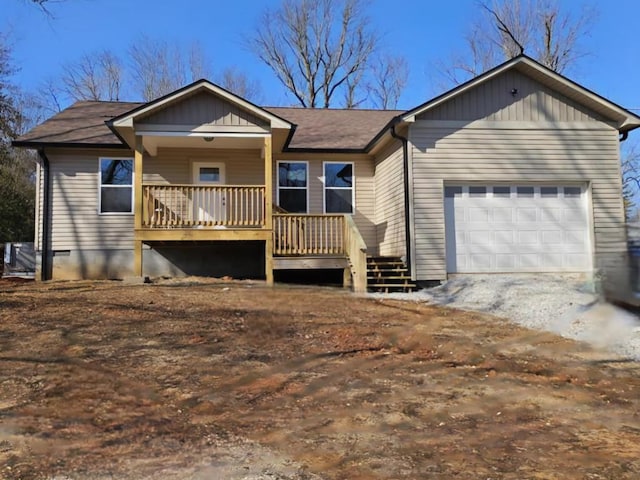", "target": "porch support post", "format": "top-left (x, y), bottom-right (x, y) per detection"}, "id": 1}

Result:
top-left (264, 135), bottom-right (274, 285)
top-left (134, 135), bottom-right (143, 276)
